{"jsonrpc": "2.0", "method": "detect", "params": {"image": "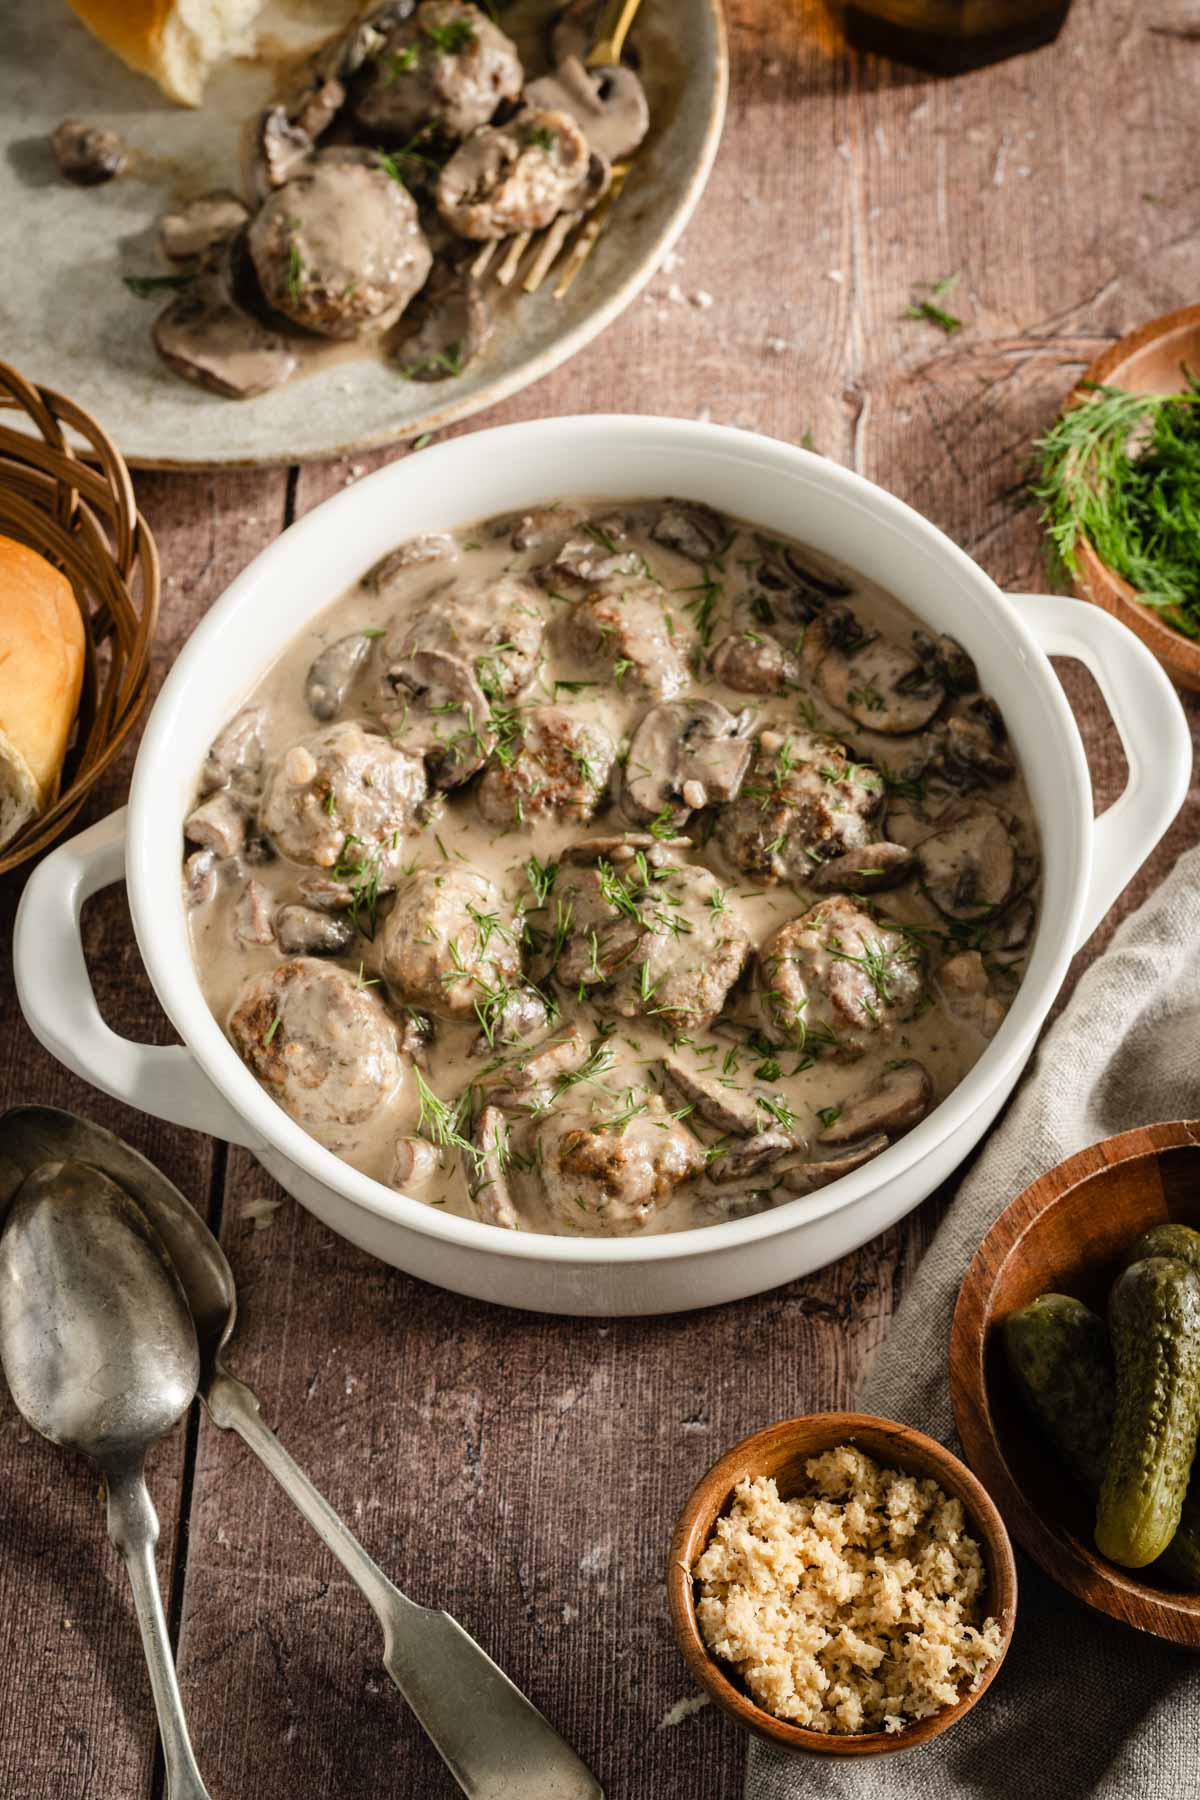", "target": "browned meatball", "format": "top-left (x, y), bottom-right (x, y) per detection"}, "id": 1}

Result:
top-left (758, 895), bottom-right (925, 1057)
top-left (562, 581), bottom-right (692, 700)
top-left (229, 958), bottom-right (405, 1133)
top-left (248, 159), bottom-right (432, 339)
top-left (380, 865), bottom-right (522, 1024)
top-left (259, 721), bottom-right (427, 880)
top-left (353, 1), bottom-right (523, 142)
top-left (436, 108), bottom-right (602, 240)
top-left (534, 1094), bottom-right (704, 1234)
top-left (380, 574), bottom-right (545, 710)
top-left (555, 859), bottom-right (751, 1033)
top-left (477, 706), bottom-right (615, 827)
top-left (715, 729), bottom-right (885, 884)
